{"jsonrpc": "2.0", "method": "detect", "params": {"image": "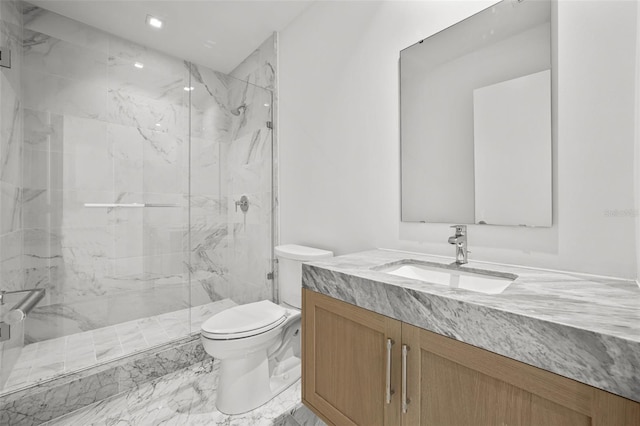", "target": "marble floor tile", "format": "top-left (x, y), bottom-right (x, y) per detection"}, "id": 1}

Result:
top-left (45, 360), bottom-right (303, 426)
top-left (2, 364), bottom-right (31, 390)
